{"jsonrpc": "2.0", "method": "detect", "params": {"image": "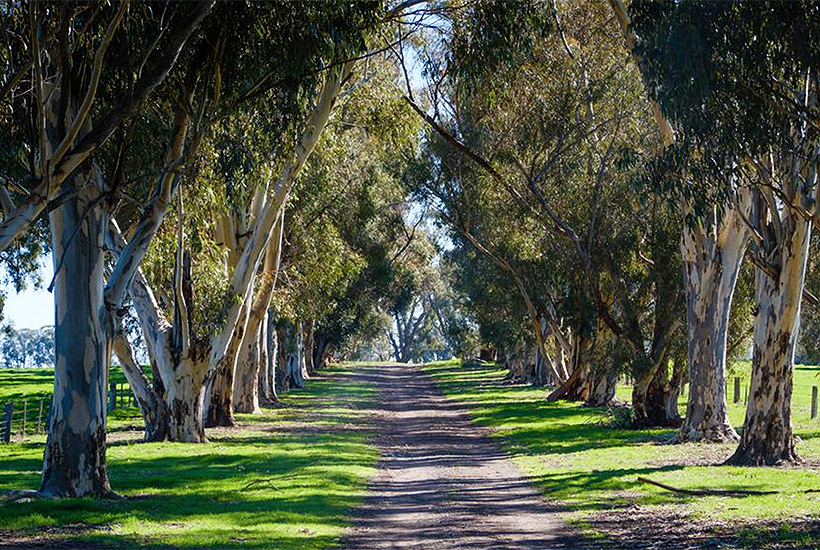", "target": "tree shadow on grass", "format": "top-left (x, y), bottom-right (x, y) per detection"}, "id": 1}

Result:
top-left (0, 433), bottom-right (377, 548)
top-left (0, 367), bottom-right (380, 549)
